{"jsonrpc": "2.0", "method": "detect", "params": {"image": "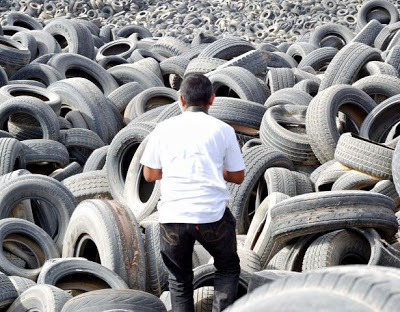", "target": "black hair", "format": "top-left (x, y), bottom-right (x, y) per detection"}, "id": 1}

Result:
top-left (179, 74), bottom-right (213, 107)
